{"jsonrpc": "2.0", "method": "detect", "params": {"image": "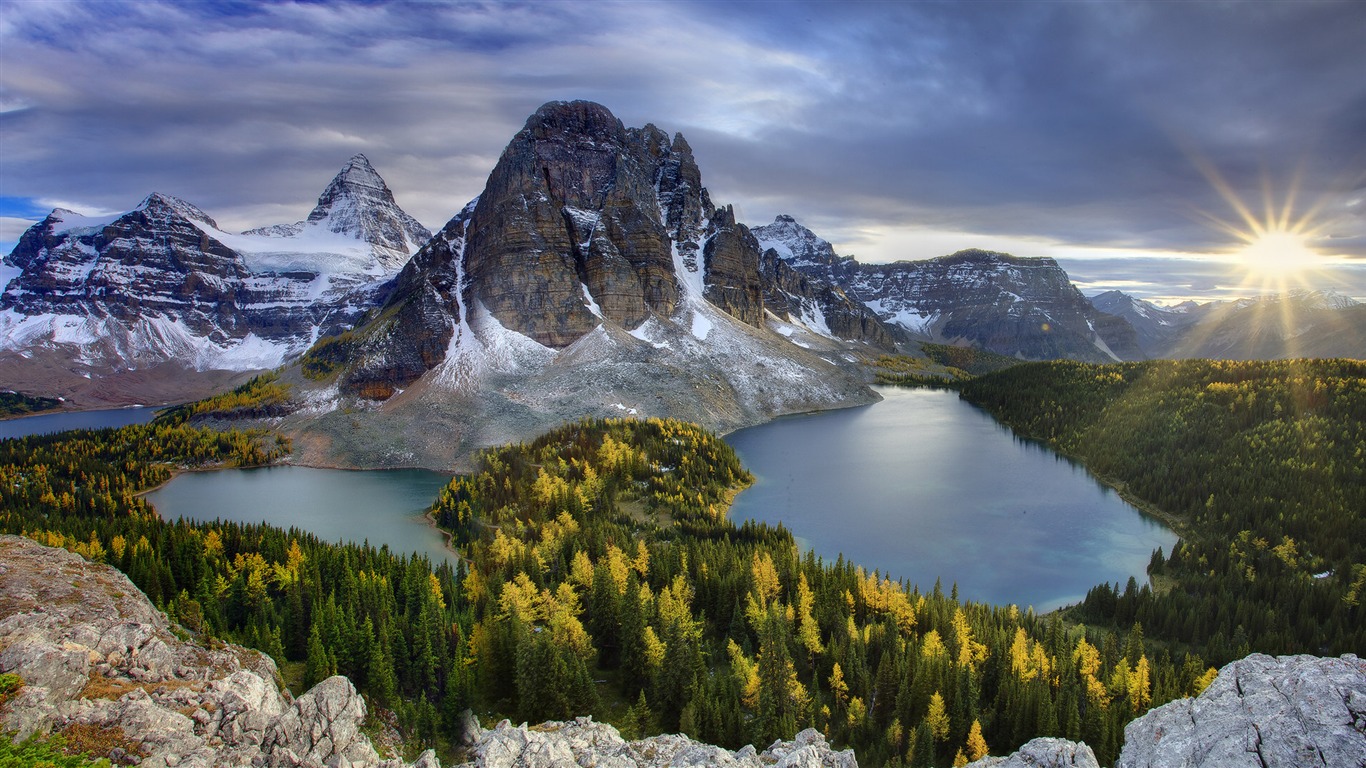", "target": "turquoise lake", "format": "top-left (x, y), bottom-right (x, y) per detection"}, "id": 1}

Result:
top-left (724, 386), bottom-right (1177, 611)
